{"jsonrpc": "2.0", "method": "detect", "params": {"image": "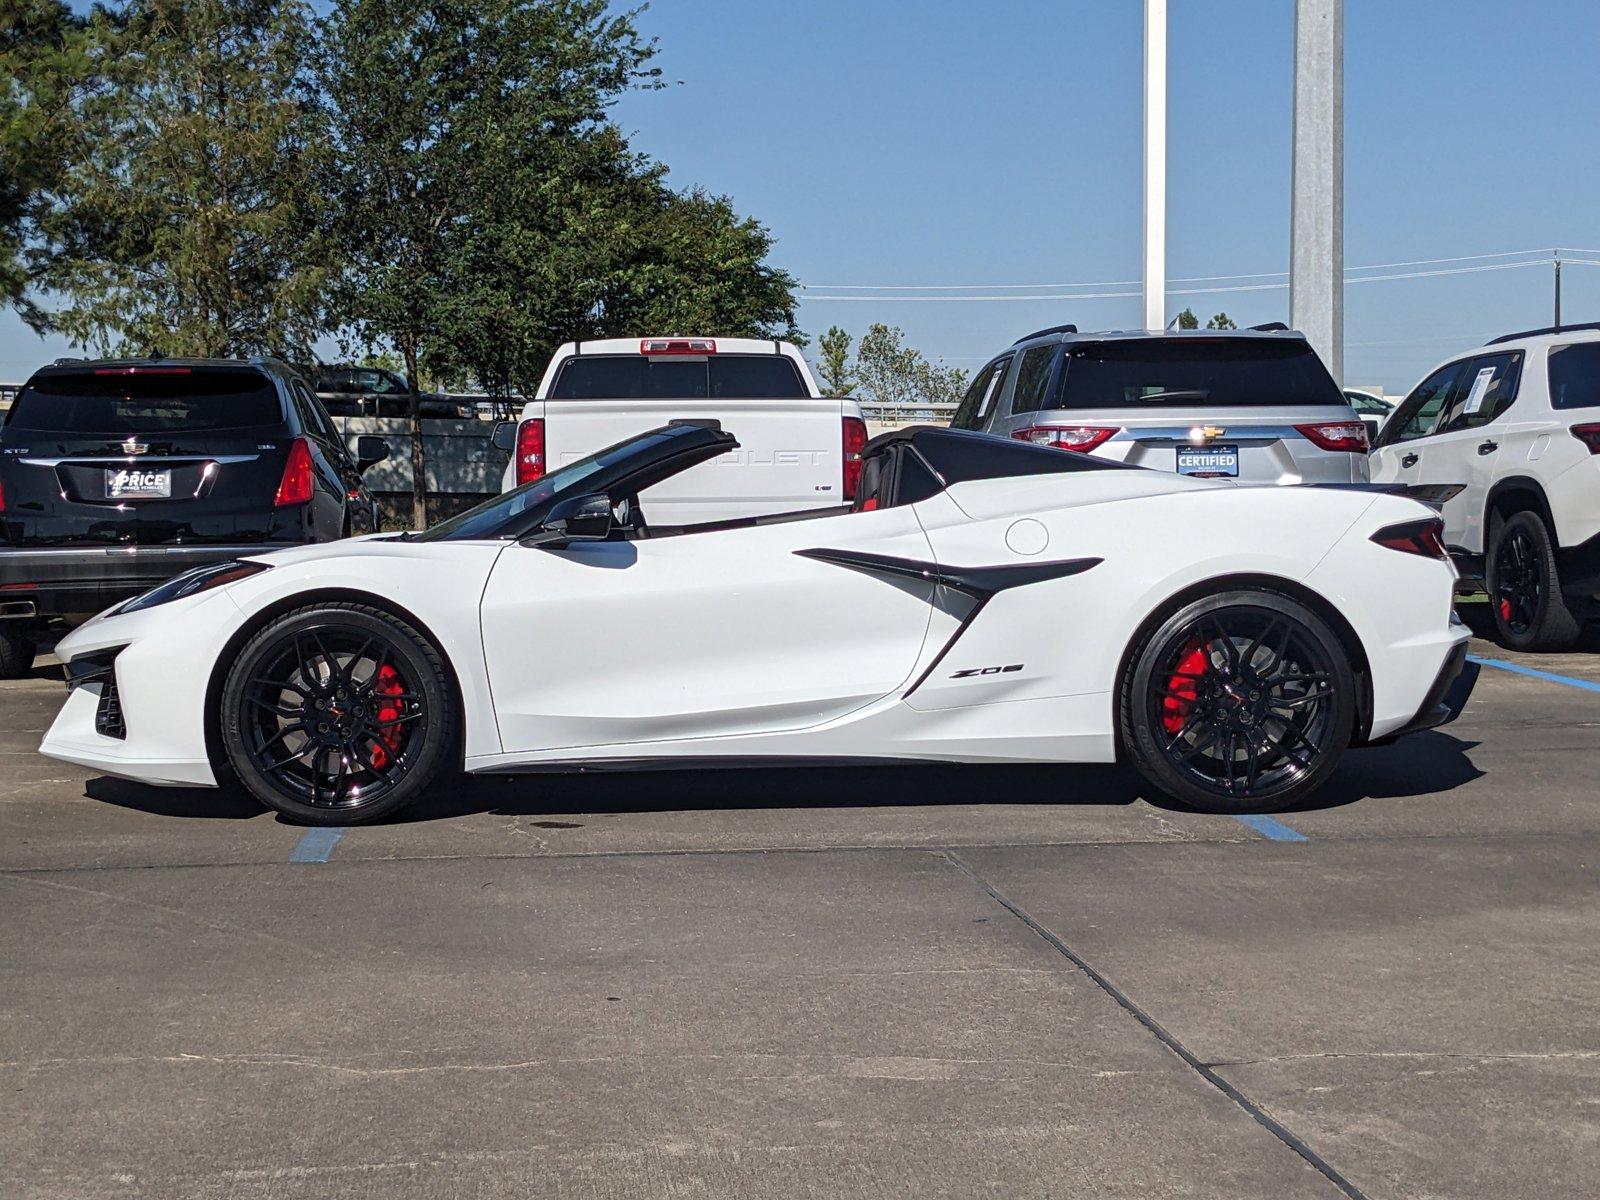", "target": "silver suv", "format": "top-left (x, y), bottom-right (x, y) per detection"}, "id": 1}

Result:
top-left (952, 325), bottom-right (1370, 484)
